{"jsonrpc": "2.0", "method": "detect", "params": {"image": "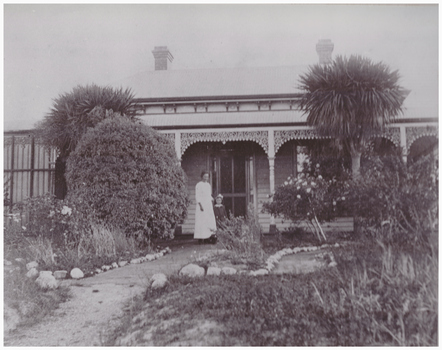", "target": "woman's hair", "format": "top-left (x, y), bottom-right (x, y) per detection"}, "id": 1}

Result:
top-left (201, 171), bottom-right (209, 178)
